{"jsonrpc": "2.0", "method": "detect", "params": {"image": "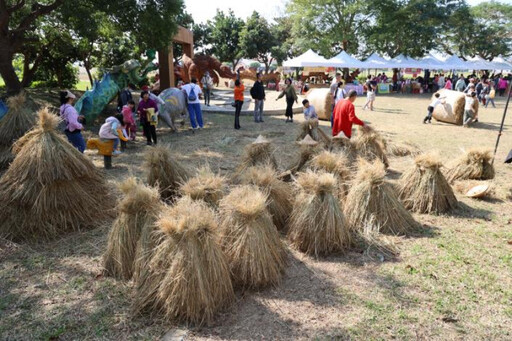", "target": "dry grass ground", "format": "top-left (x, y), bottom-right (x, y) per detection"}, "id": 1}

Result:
top-left (1, 90), bottom-right (511, 340)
